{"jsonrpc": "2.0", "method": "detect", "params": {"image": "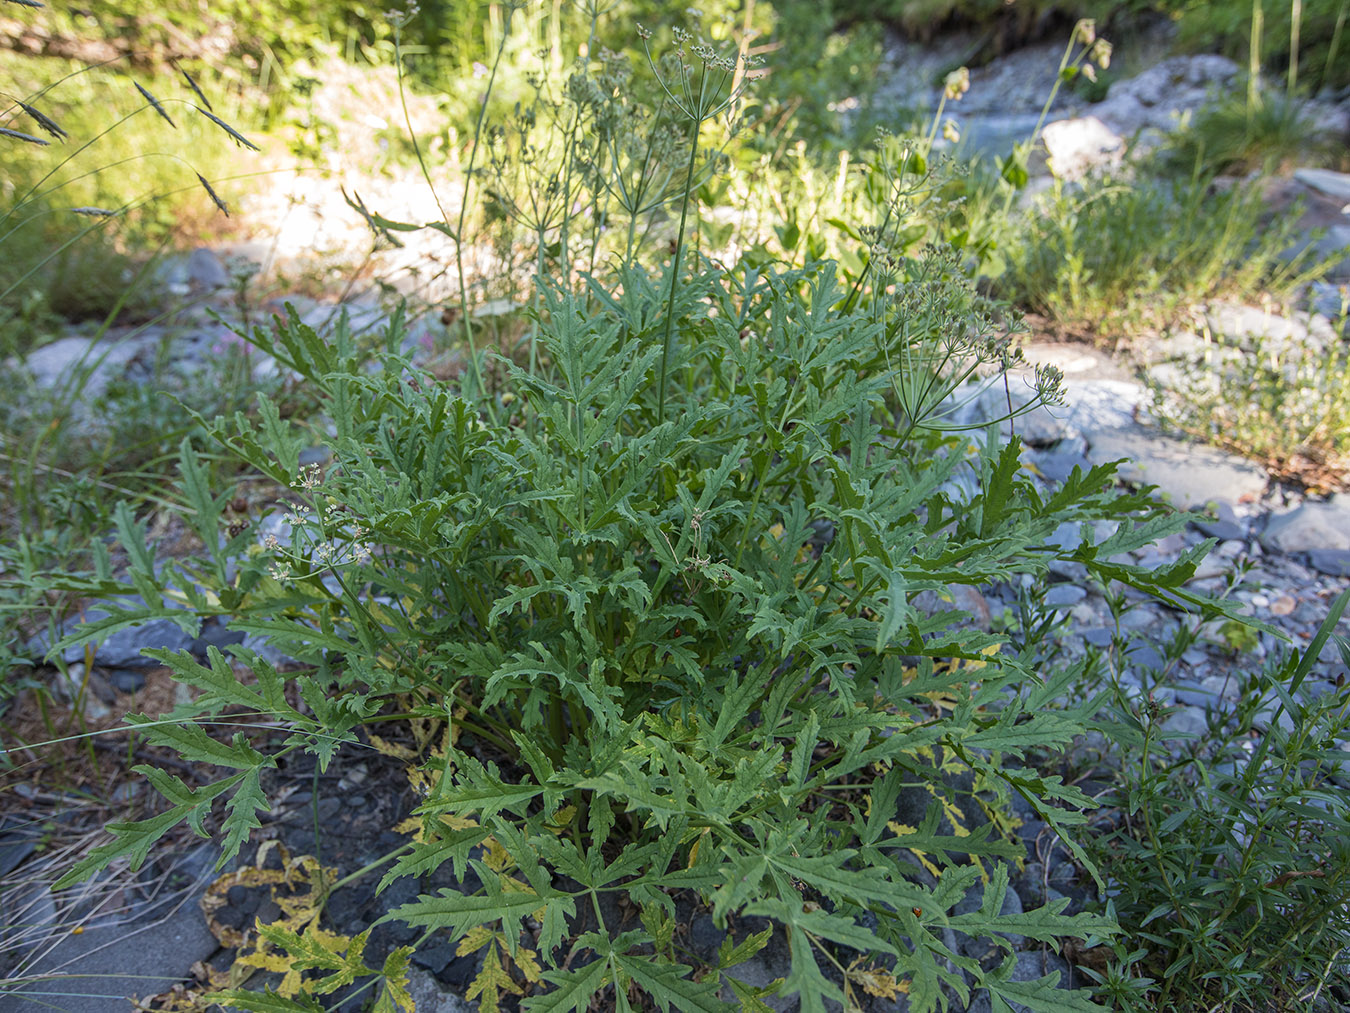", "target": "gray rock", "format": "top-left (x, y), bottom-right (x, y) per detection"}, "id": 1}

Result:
top-left (1199, 673), bottom-right (1242, 702)
top-left (1058, 379), bottom-right (1144, 433)
top-left (18, 334), bottom-right (150, 398)
top-left (1203, 301), bottom-right (1310, 350)
top-left (1125, 644), bottom-right (1166, 672)
top-left (1005, 951), bottom-right (1075, 1011)
top-left (404, 966), bottom-right (480, 1011)
top-left (187, 247), bottom-right (230, 292)
top-left (1260, 497), bottom-right (1350, 553)
top-left (1043, 585), bottom-right (1087, 609)
top-left (1308, 549), bottom-right (1350, 577)
top-left (28, 605), bottom-right (199, 669)
top-left (6, 848), bottom-right (219, 1013)
top-left (1295, 168), bottom-right (1350, 203)
top-left (722, 925), bottom-right (796, 1012)
top-left (1085, 426), bottom-right (1267, 510)
top-left (1162, 705), bottom-right (1209, 739)
top-left (1025, 446), bottom-right (1093, 482)
top-left (689, 913), bottom-right (727, 963)
top-left (1308, 281), bottom-right (1347, 321)
top-left (1082, 628), bottom-right (1114, 648)
top-left (1172, 682), bottom-right (1215, 708)
top-left (1189, 501), bottom-right (1247, 542)
top-left (1092, 54), bottom-right (1240, 138)
top-left (1294, 225), bottom-right (1350, 282)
